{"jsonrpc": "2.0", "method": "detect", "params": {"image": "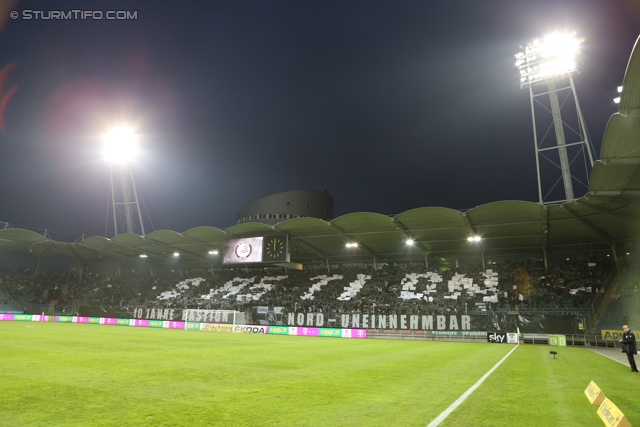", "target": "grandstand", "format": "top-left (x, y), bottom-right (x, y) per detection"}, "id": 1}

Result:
top-left (0, 252), bottom-right (619, 331)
